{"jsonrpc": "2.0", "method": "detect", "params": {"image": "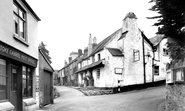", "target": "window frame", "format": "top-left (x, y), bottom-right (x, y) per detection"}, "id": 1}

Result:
top-left (98, 54), bottom-right (101, 61)
top-left (163, 48), bottom-right (169, 56)
top-left (154, 65), bottom-right (159, 75)
top-left (0, 59), bottom-right (7, 101)
top-left (13, 2), bottom-right (28, 45)
top-left (96, 69), bottom-right (100, 80)
top-left (133, 50), bottom-right (140, 62)
top-left (22, 66), bottom-right (33, 98)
